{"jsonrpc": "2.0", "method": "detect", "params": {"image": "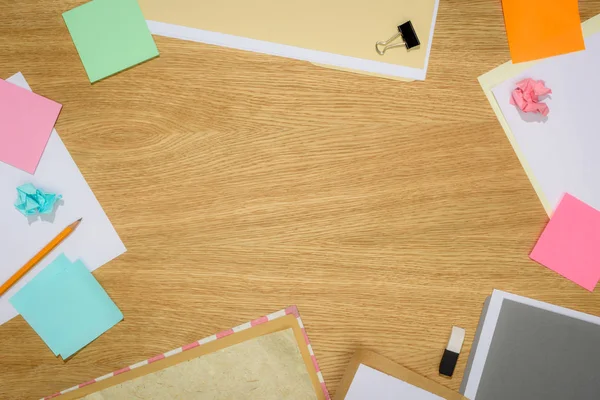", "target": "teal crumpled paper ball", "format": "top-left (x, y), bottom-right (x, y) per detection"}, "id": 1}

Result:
top-left (14, 183), bottom-right (62, 216)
